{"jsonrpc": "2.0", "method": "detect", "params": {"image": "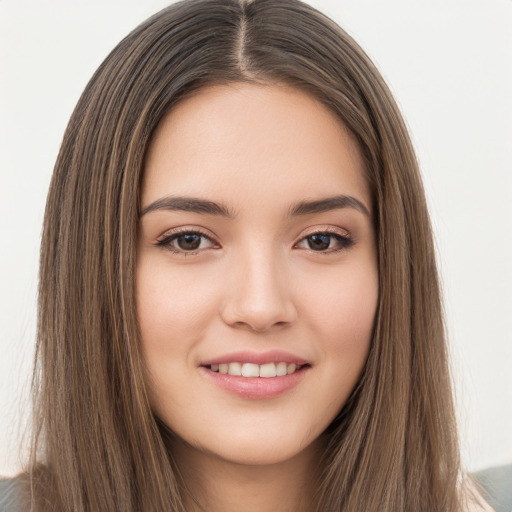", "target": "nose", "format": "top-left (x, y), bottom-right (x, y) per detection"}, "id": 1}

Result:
top-left (220, 248), bottom-right (298, 332)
